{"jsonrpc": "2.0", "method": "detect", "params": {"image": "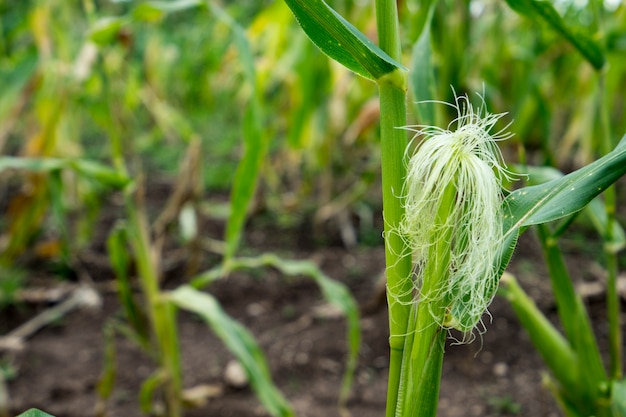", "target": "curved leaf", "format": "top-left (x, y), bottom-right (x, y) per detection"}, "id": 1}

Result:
top-left (497, 134), bottom-right (626, 275)
top-left (504, 0), bottom-right (605, 70)
top-left (205, 3), bottom-right (267, 261)
top-left (283, 0), bottom-right (405, 80)
top-left (15, 410), bottom-right (55, 417)
top-left (169, 286), bottom-right (294, 417)
top-left (0, 157), bottom-right (131, 188)
top-left (504, 134), bottom-right (626, 233)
